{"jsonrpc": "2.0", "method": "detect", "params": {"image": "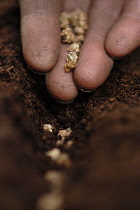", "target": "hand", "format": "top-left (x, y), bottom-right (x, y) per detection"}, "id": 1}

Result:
top-left (19, 0), bottom-right (140, 102)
